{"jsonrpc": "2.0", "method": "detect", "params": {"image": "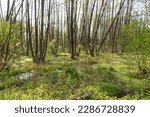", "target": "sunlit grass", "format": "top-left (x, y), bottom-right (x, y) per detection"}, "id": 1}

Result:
top-left (0, 52), bottom-right (150, 100)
